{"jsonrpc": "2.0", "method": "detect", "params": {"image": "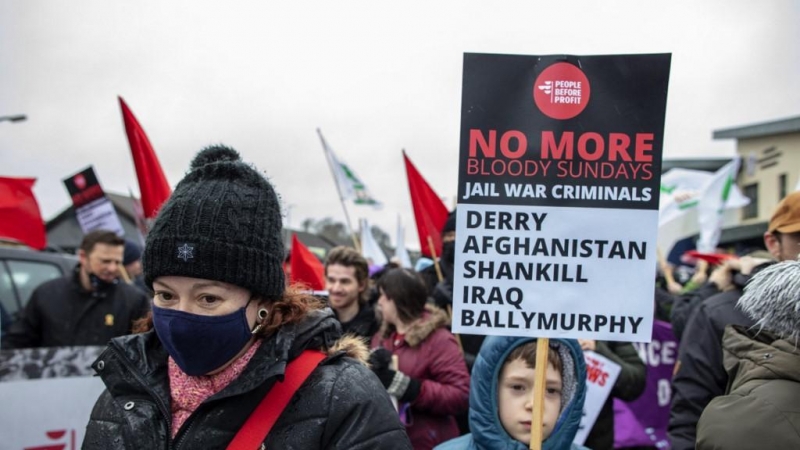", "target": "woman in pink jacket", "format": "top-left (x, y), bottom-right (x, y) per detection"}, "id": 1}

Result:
top-left (370, 268), bottom-right (471, 450)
